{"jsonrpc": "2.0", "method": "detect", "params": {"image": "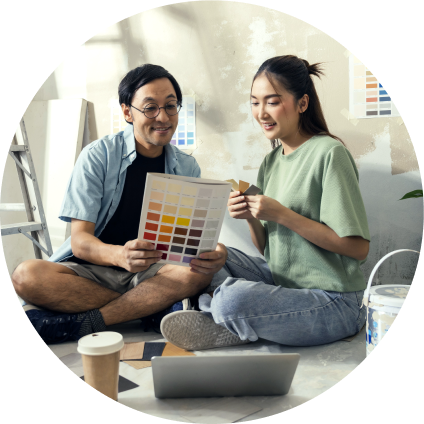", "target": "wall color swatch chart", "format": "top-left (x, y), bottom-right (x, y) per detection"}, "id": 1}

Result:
top-left (109, 95), bottom-right (196, 150)
top-left (349, 55), bottom-right (399, 119)
top-left (110, 98), bottom-right (129, 134)
top-left (170, 95), bottom-right (196, 149)
top-left (138, 173), bottom-right (231, 267)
